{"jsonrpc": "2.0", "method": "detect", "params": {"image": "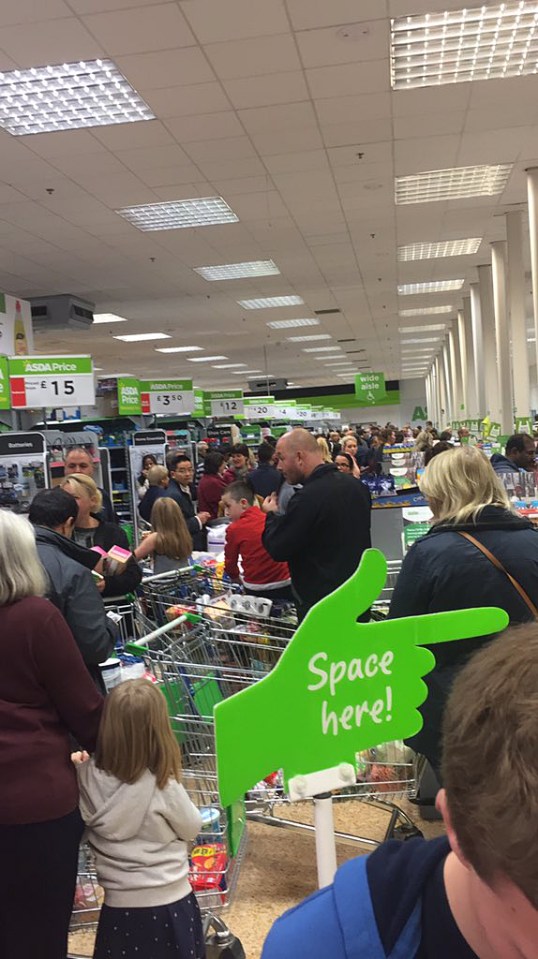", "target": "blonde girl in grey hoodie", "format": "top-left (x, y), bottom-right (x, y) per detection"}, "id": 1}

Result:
top-left (76, 679), bottom-right (205, 959)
